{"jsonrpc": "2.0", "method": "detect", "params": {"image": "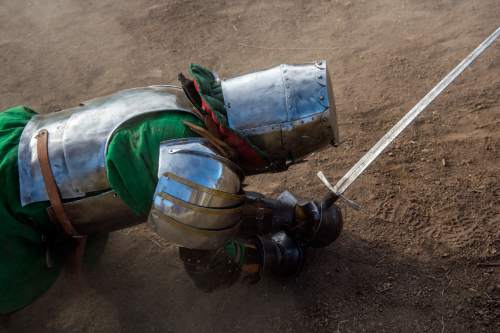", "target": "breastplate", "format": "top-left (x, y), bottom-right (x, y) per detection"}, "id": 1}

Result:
top-left (18, 85), bottom-right (196, 207)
